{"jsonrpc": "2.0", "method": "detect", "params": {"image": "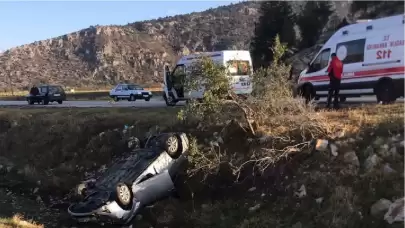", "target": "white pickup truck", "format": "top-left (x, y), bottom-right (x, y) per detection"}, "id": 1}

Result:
top-left (109, 83), bottom-right (152, 102)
